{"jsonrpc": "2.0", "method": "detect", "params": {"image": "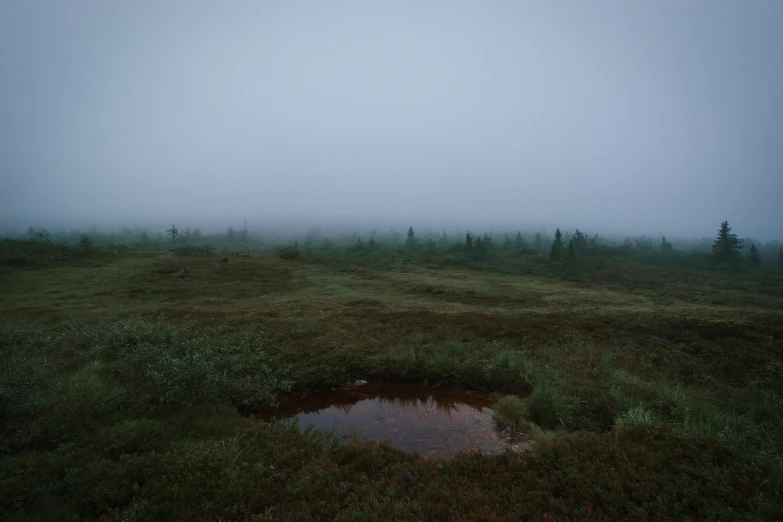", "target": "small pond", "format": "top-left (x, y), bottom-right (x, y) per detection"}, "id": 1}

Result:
top-left (262, 382), bottom-right (528, 458)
